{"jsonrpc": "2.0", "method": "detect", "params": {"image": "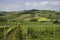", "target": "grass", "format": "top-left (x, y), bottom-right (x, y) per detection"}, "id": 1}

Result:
top-left (0, 22), bottom-right (60, 40)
